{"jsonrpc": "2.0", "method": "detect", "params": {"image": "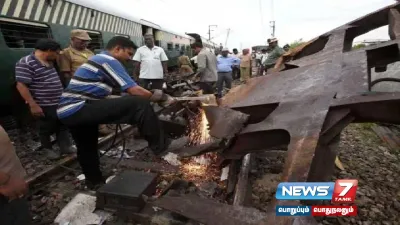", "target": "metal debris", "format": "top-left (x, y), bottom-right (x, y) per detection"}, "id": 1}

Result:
top-left (162, 152), bottom-right (182, 166)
